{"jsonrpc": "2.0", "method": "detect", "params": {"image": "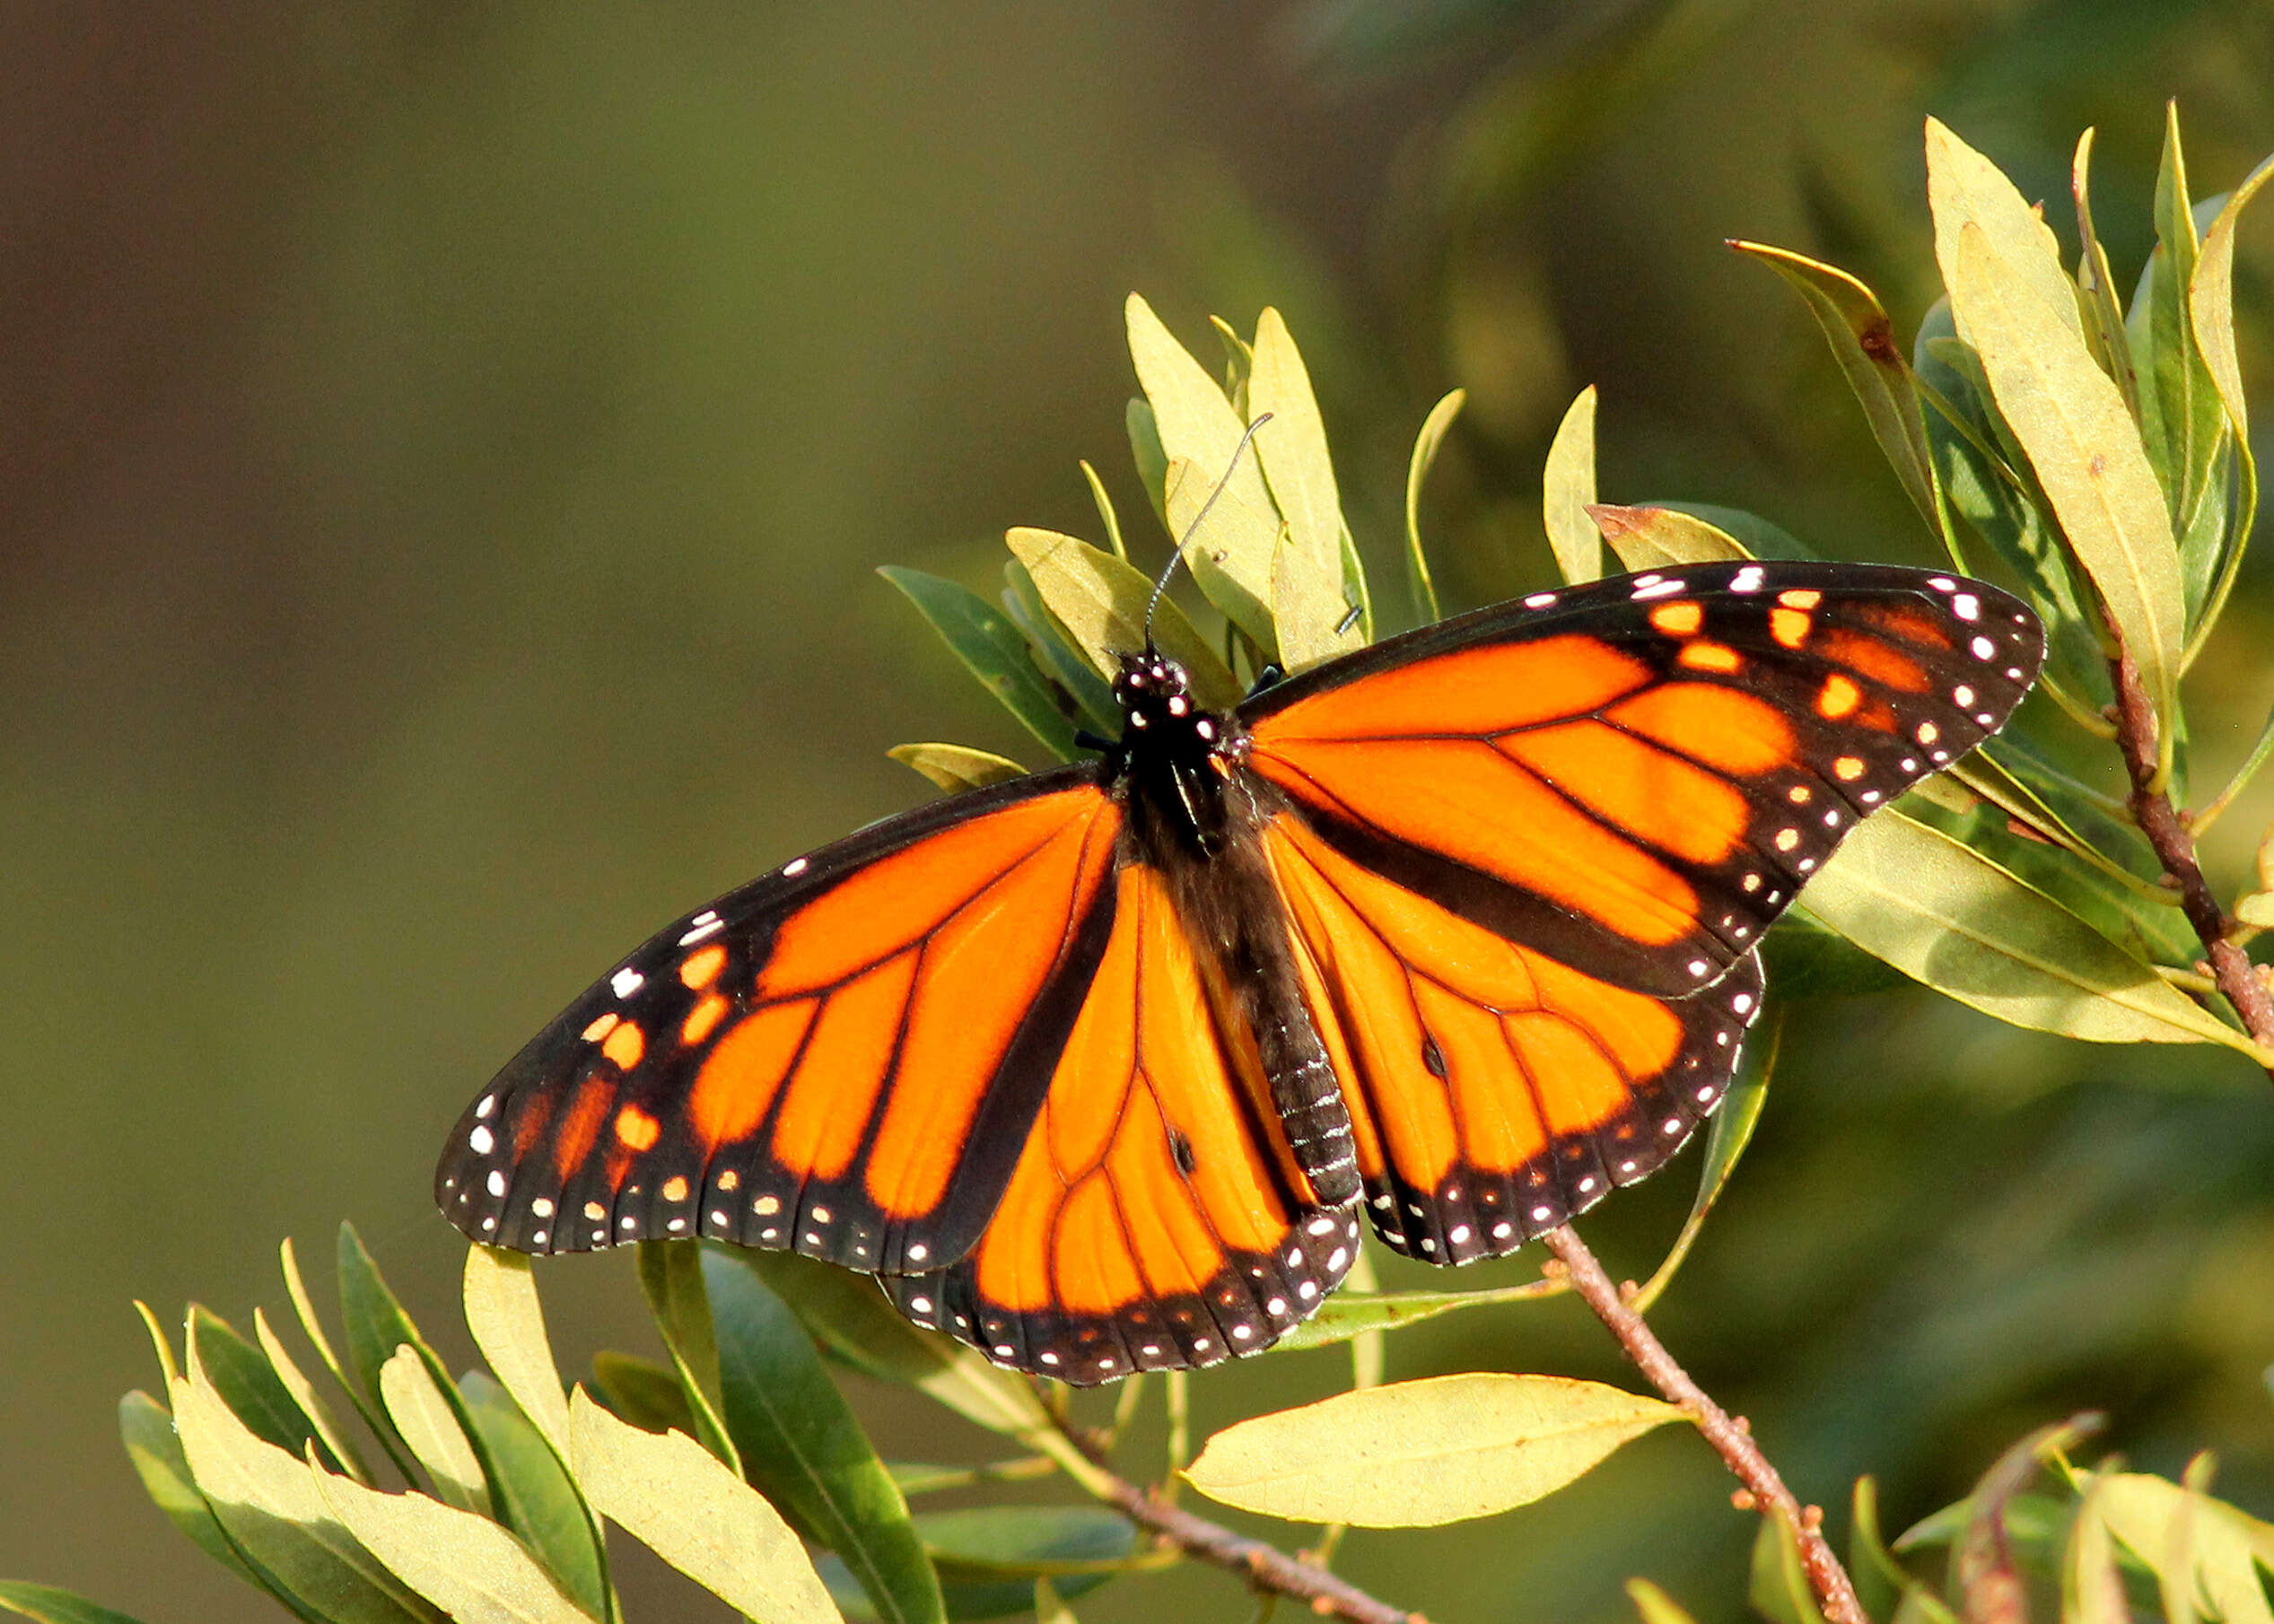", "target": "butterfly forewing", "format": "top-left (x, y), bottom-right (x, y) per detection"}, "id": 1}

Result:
top-left (435, 769), bottom-right (1122, 1273)
top-left (1242, 560), bottom-right (2045, 997)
